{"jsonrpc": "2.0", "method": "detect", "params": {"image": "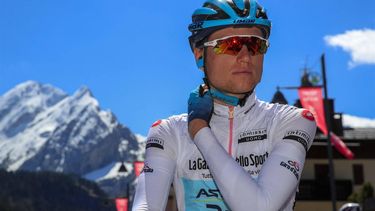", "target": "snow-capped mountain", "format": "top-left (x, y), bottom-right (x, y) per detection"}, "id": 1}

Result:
top-left (0, 81), bottom-right (141, 177)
